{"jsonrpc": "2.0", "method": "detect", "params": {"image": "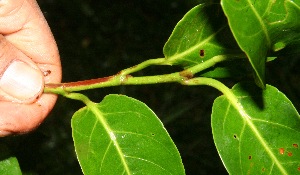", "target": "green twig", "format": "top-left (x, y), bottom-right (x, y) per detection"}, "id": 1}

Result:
top-left (62, 92), bottom-right (93, 105)
top-left (44, 54), bottom-right (243, 94)
top-left (182, 77), bottom-right (250, 119)
top-left (119, 58), bottom-right (167, 75)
